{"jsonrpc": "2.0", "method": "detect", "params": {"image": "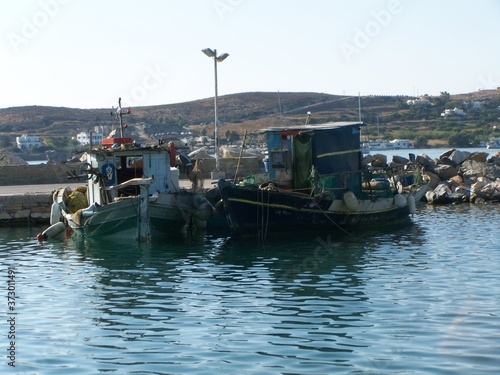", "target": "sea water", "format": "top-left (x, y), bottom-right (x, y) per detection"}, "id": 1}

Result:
top-left (1, 202), bottom-right (499, 374)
